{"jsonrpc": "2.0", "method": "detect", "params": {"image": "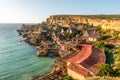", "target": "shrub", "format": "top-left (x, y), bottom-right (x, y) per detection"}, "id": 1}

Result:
top-left (96, 40), bottom-right (105, 48)
top-left (63, 75), bottom-right (73, 80)
top-left (98, 63), bottom-right (113, 77)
